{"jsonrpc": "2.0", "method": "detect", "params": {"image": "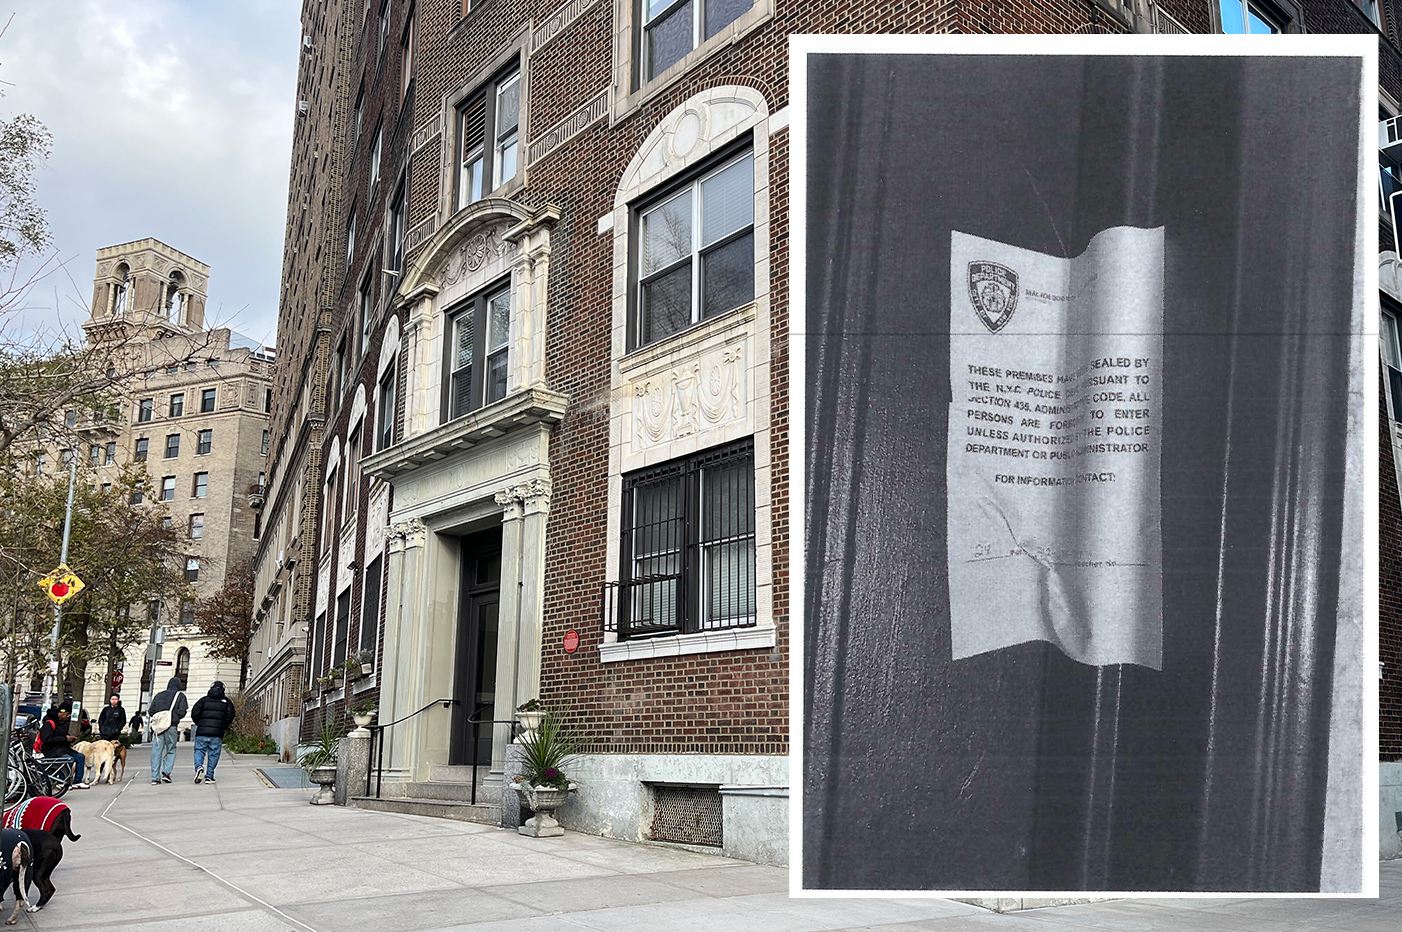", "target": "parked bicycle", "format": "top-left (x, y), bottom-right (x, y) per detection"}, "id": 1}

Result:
top-left (6, 714), bottom-right (74, 805)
